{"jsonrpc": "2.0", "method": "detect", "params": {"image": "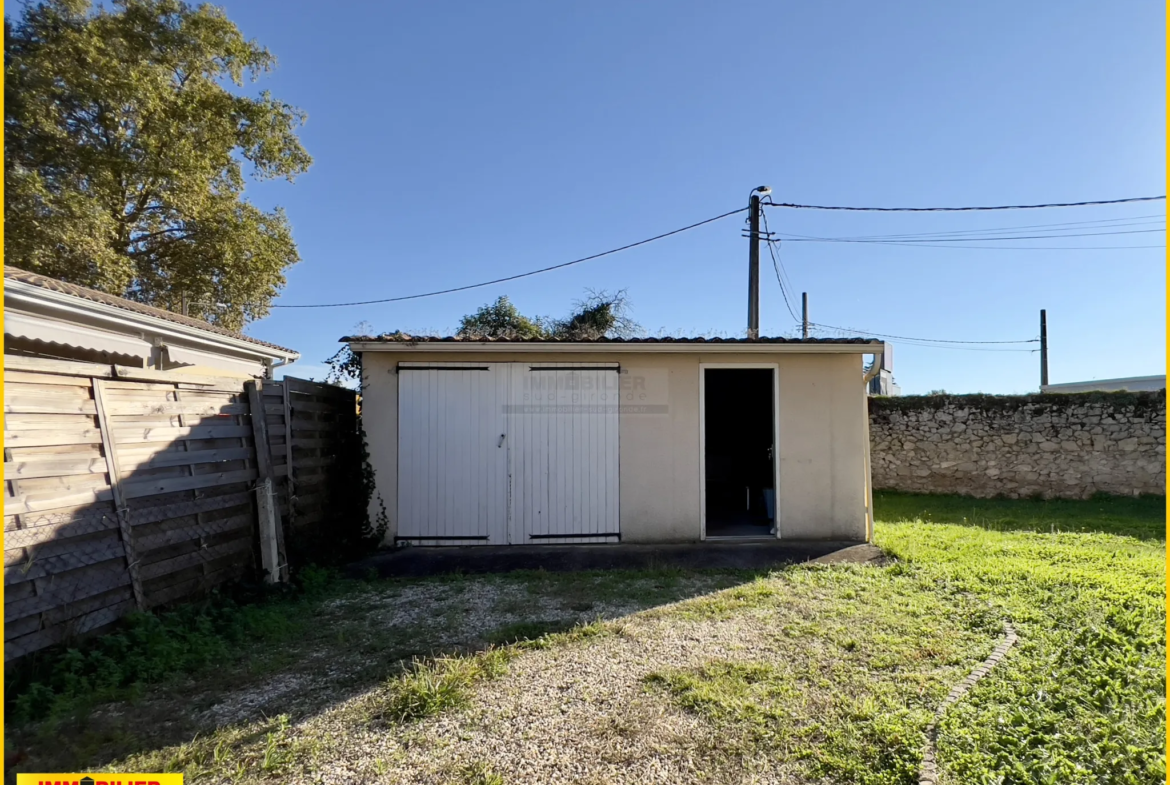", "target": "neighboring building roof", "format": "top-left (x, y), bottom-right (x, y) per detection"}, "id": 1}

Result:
top-left (1041, 375), bottom-right (1166, 394)
top-left (5, 266), bottom-right (298, 357)
top-left (345, 333), bottom-right (885, 354)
